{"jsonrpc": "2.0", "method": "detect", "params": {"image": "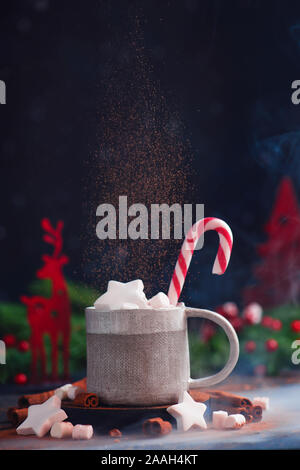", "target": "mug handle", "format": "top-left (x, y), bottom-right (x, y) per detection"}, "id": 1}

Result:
top-left (185, 307), bottom-right (239, 388)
